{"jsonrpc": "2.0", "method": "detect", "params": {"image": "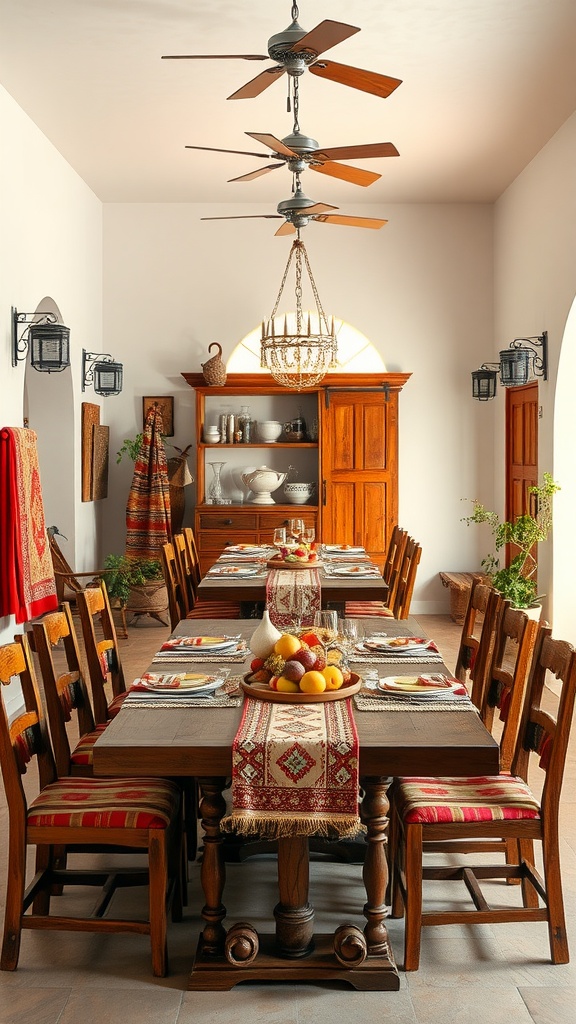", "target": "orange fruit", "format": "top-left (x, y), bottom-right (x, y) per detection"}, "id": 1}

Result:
top-left (299, 670), bottom-right (327, 694)
top-left (274, 633), bottom-right (302, 659)
top-left (276, 675), bottom-right (300, 693)
top-left (322, 665), bottom-right (344, 690)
